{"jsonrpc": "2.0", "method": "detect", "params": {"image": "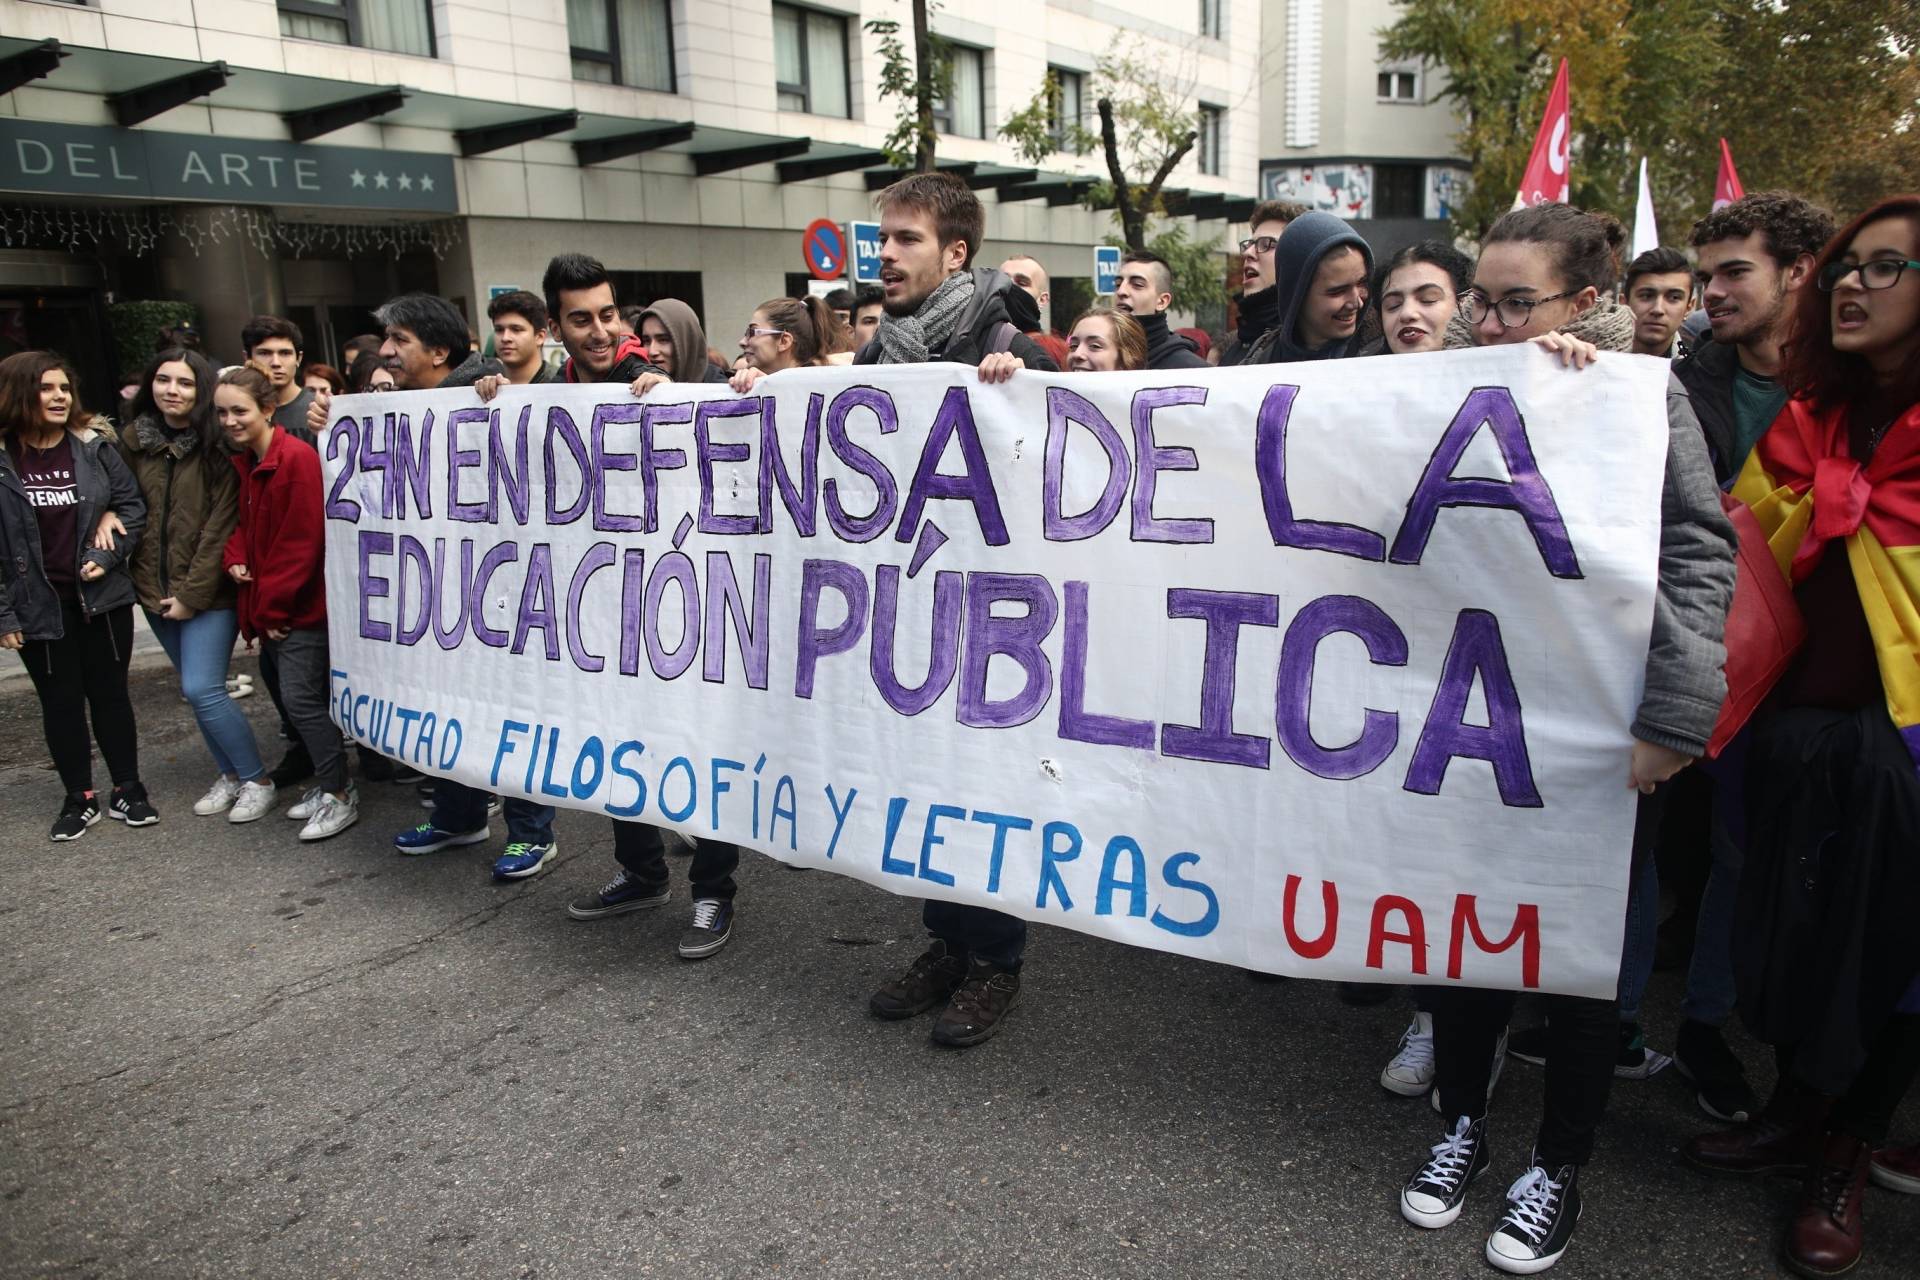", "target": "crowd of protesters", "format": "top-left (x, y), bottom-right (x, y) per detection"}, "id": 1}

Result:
top-left (1, 171), bottom-right (1915, 1277)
